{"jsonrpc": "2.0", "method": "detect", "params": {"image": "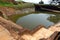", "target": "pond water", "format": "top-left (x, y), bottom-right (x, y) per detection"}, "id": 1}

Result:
top-left (16, 13), bottom-right (60, 30)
